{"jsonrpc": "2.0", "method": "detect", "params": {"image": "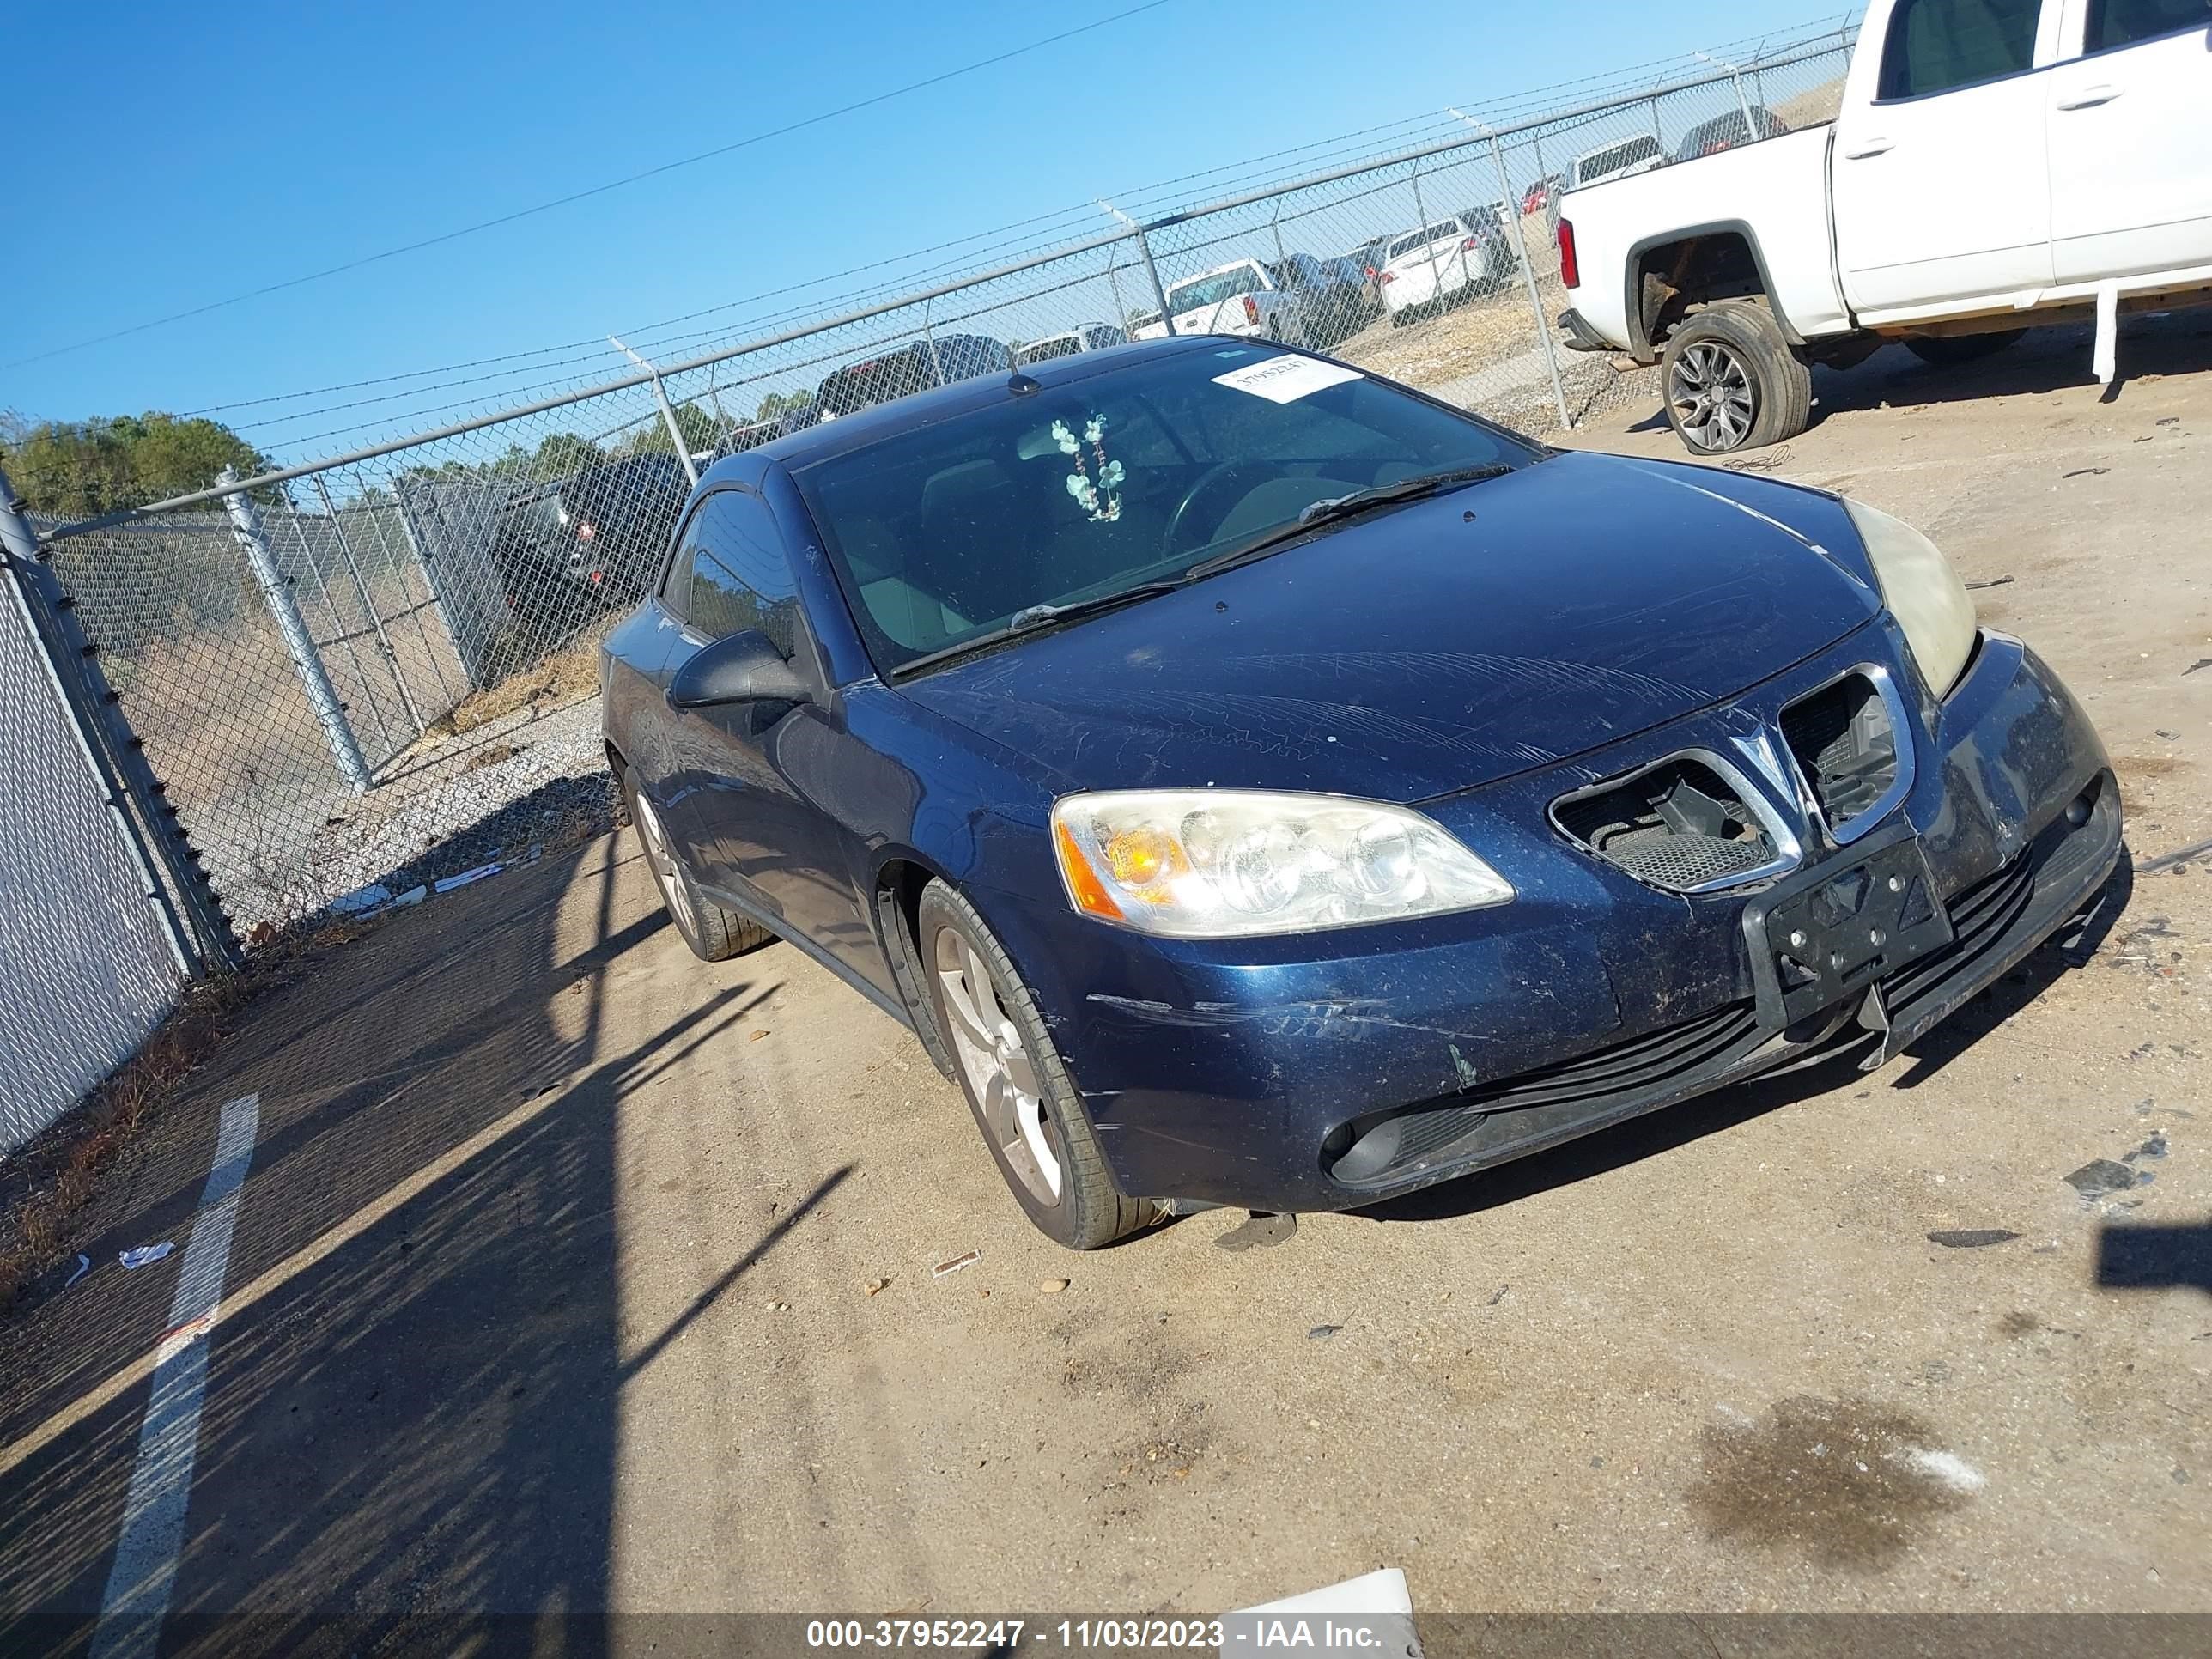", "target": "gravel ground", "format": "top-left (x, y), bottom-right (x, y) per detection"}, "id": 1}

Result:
top-left (231, 695), bottom-right (618, 935)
